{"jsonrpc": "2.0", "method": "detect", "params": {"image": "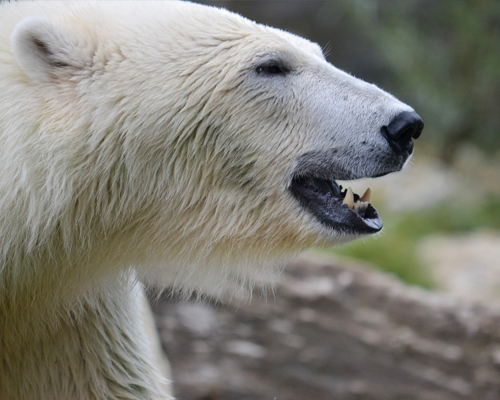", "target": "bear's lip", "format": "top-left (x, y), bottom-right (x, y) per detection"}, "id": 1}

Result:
top-left (290, 176), bottom-right (383, 234)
